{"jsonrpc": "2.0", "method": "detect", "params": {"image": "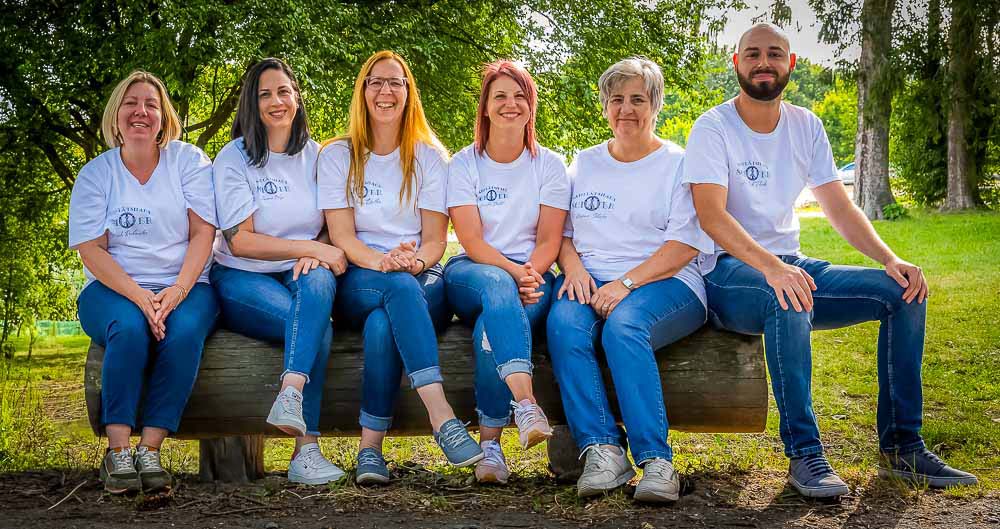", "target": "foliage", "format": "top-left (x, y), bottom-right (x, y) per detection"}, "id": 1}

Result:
top-left (0, 0), bottom-right (723, 338)
top-left (881, 202), bottom-right (909, 220)
top-left (813, 78), bottom-right (859, 166)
